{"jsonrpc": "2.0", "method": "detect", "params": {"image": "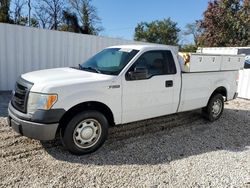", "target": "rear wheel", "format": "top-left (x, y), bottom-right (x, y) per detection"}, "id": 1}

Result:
top-left (202, 94), bottom-right (224, 122)
top-left (61, 110), bottom-right (109, 155)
